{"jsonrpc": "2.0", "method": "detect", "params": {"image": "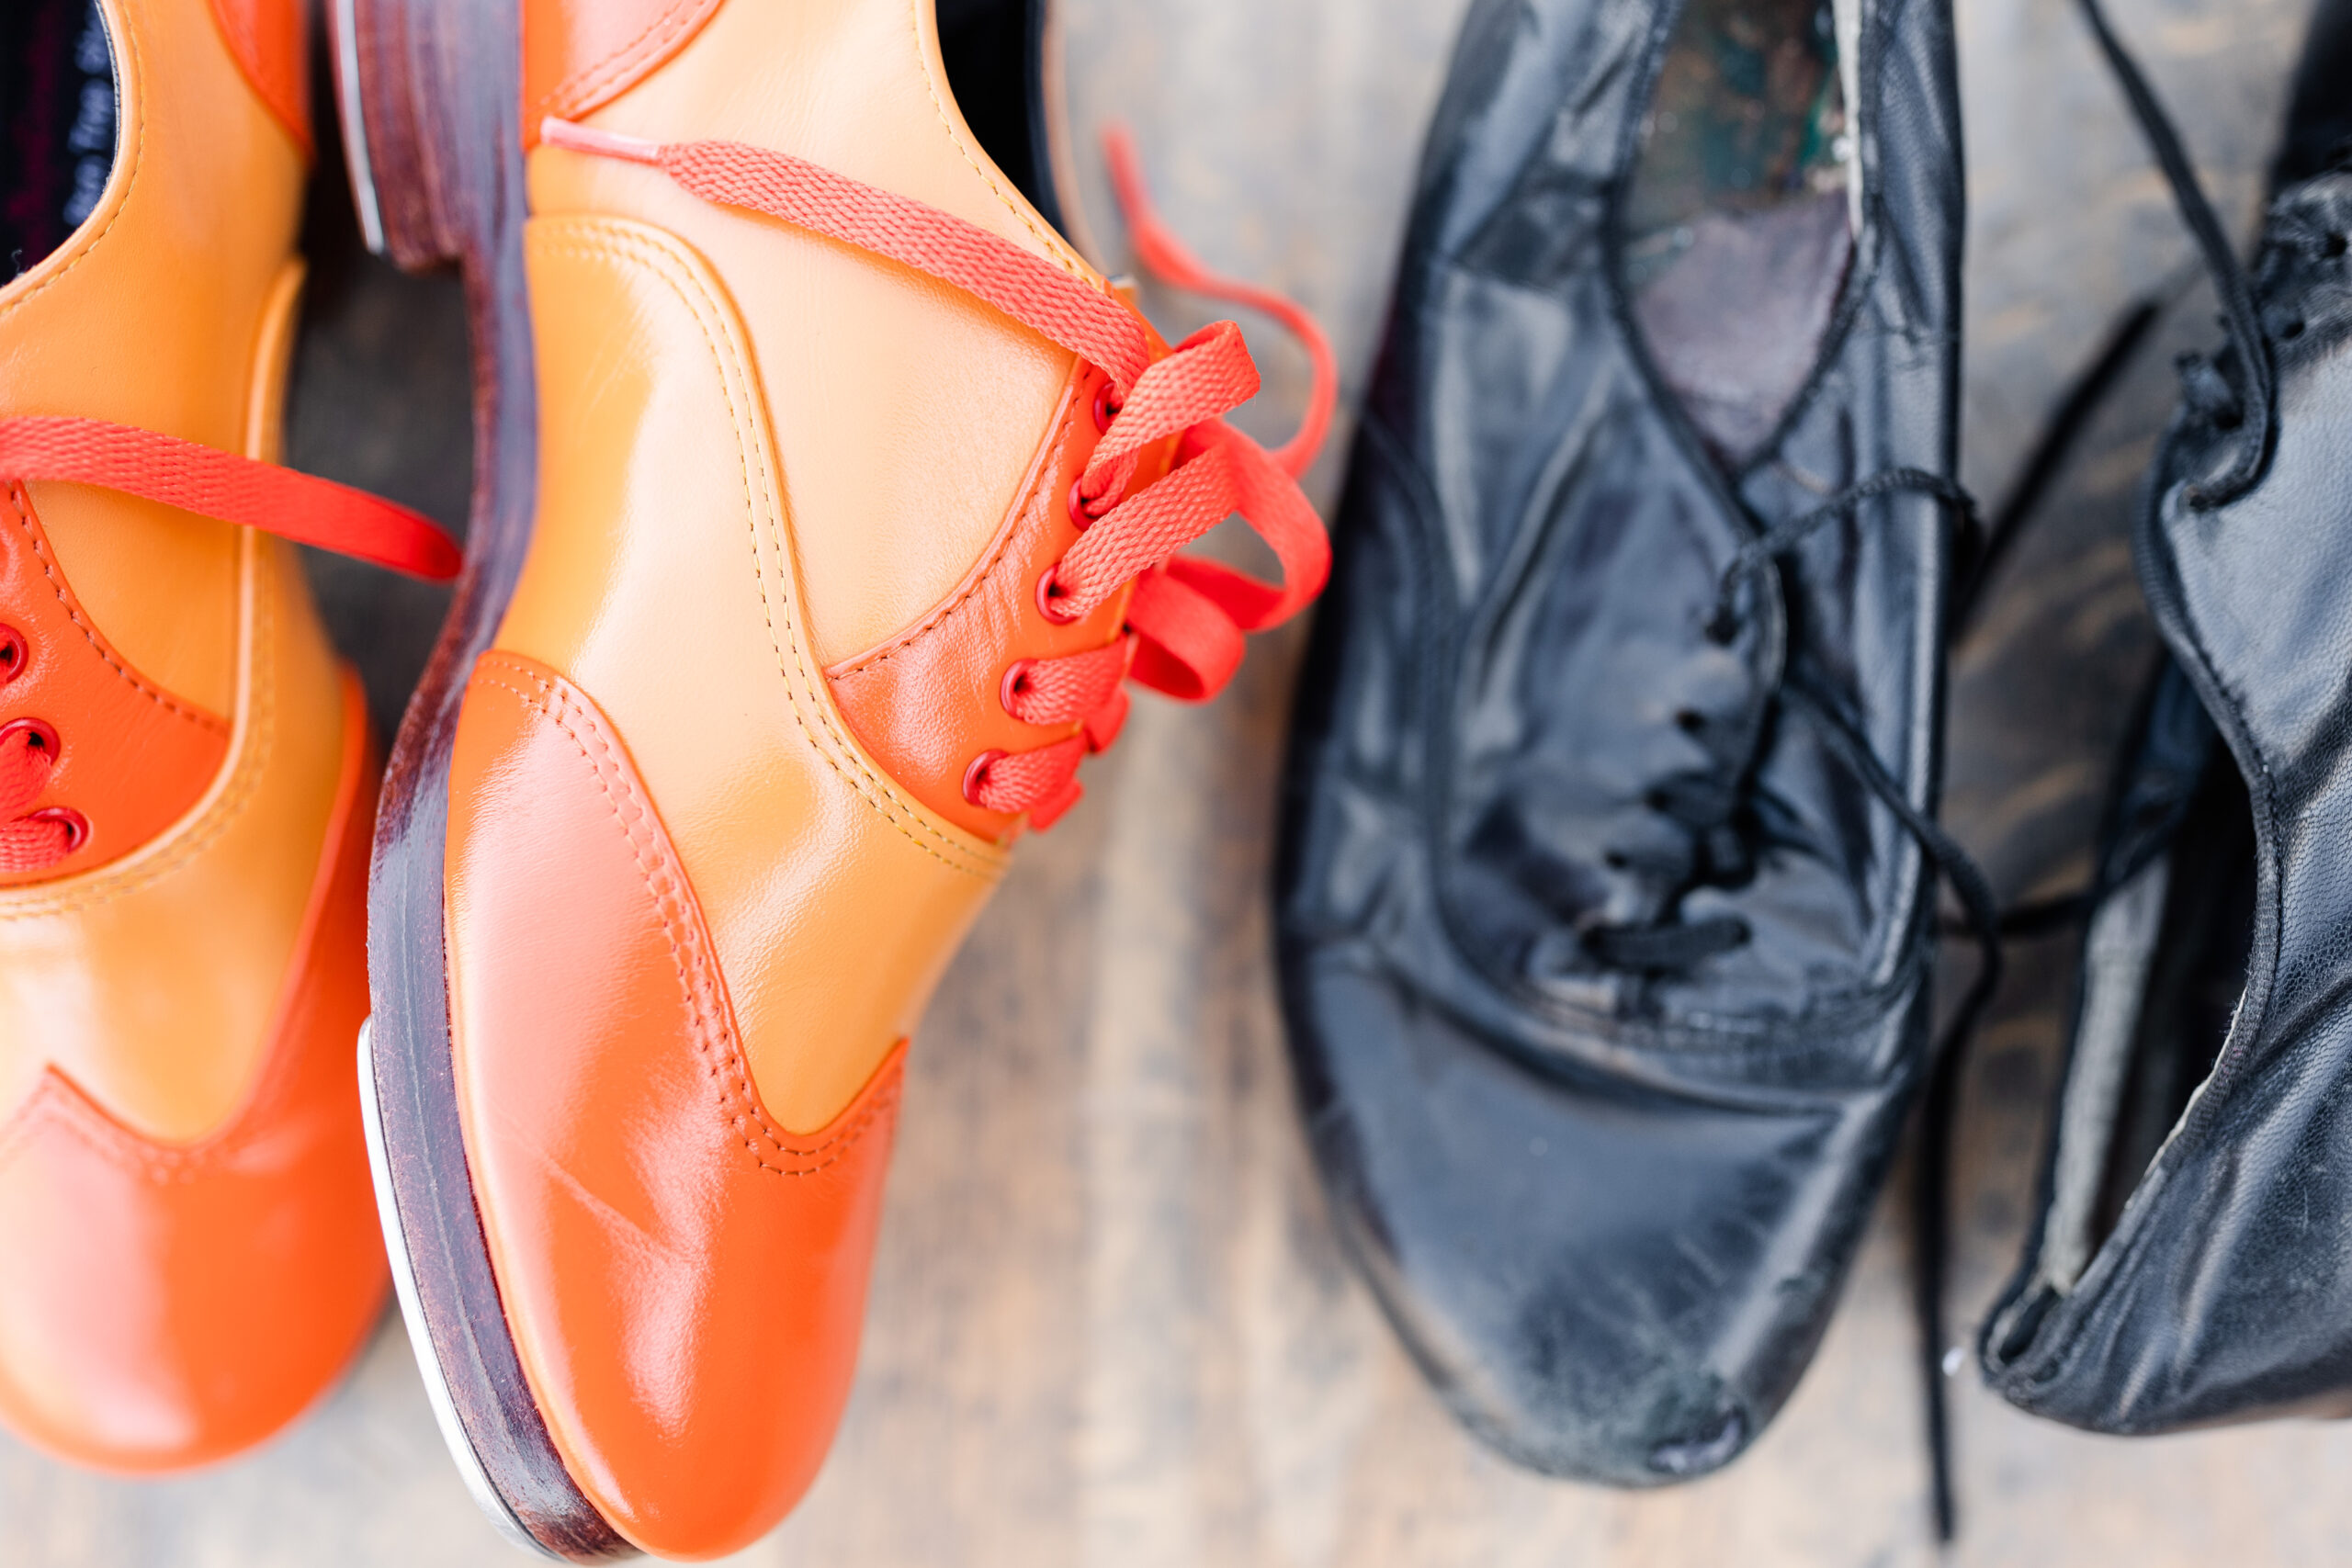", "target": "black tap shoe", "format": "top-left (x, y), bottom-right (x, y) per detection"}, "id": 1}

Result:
top-left (1272, 0), bottom-right (1973, 1483)
top-left (1981, 0), bottom-right (2352, 1434)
